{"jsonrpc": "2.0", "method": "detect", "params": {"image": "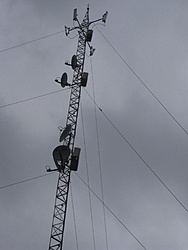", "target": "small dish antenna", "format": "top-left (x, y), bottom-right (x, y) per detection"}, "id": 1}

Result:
top-left (71, 55), bottom-right (78, 70)
top-left (65, 55), bottom-right (79, 70)
top-left (59, 124), bottom-right (72, 142)
top-left (55, 72), bottom-right (71, 88)
top-left (61, 73), bottom-right (71, 87)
